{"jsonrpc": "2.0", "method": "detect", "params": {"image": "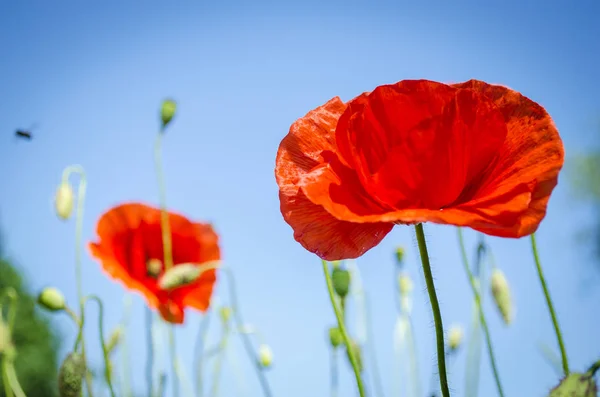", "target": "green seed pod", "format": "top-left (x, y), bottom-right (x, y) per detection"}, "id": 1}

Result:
top-left (258, 344), bottom-right (273, 368)
top-left (54, 182), bottom-right (74, 220)
top-left (37, 287), bottom-right (66, 312)
top-left (345, 340), bottom-right (363, 373)
top-left (160, 99), bottom-right (177, 128)
top-left (549, 373), bottom-right (597, 397)
top-left (331, 268), bottom-right (350, 299)
top-left (490, 269), bottom-right (513, 325)
top-left (328, 327), bottom-right (342, 349)
top-left (58, 353), bottom-right (86, 397)
top-left (146, 258), bottom-right (163, 278)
